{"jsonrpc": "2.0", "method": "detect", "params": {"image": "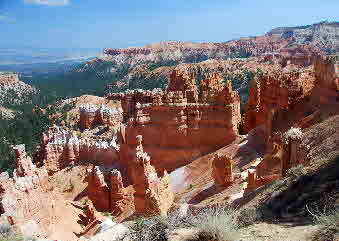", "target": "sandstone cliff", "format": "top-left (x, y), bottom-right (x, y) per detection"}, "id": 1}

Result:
top-left (114, 68), bottom-right (241, 173)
